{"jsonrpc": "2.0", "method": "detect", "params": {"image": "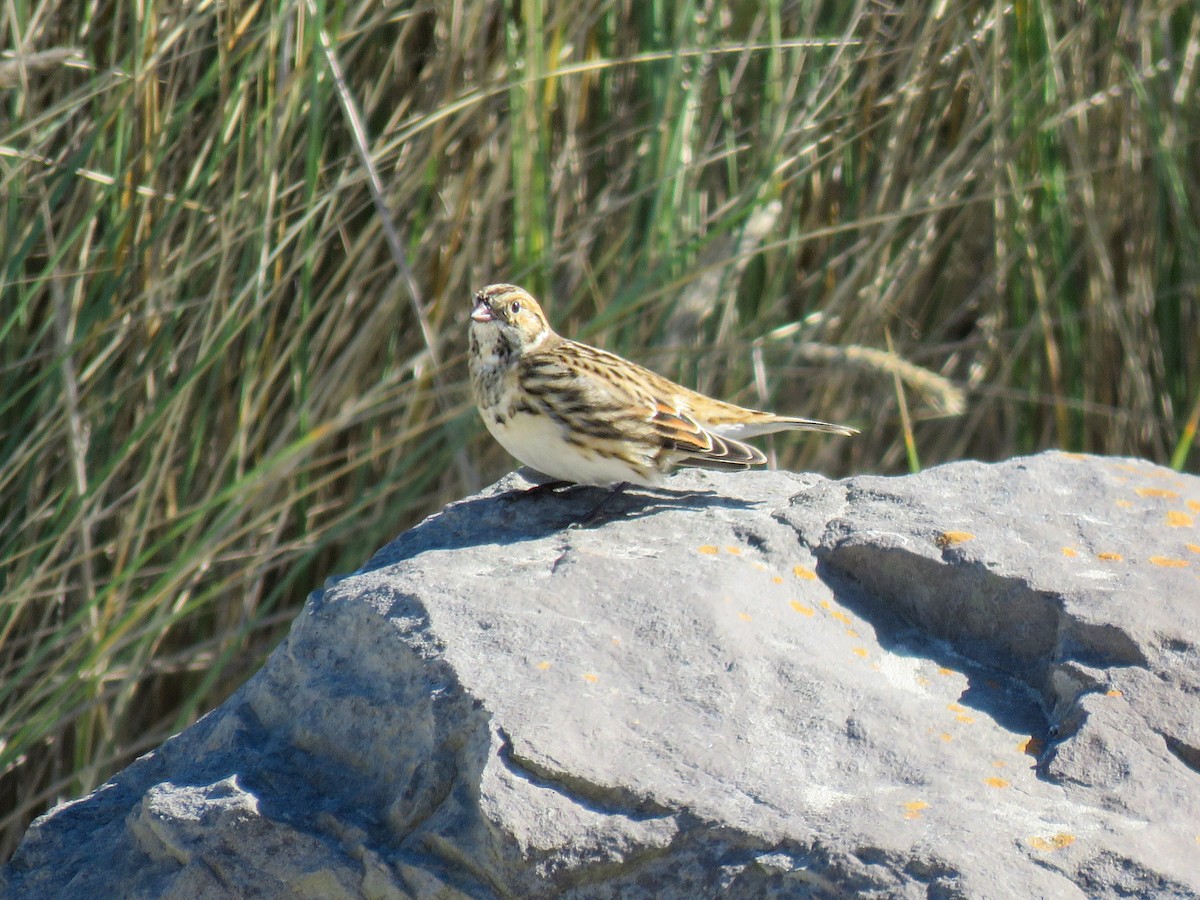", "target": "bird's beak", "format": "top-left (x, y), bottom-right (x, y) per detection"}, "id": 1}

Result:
top-left (470, 298), bottom-right (495, 322)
